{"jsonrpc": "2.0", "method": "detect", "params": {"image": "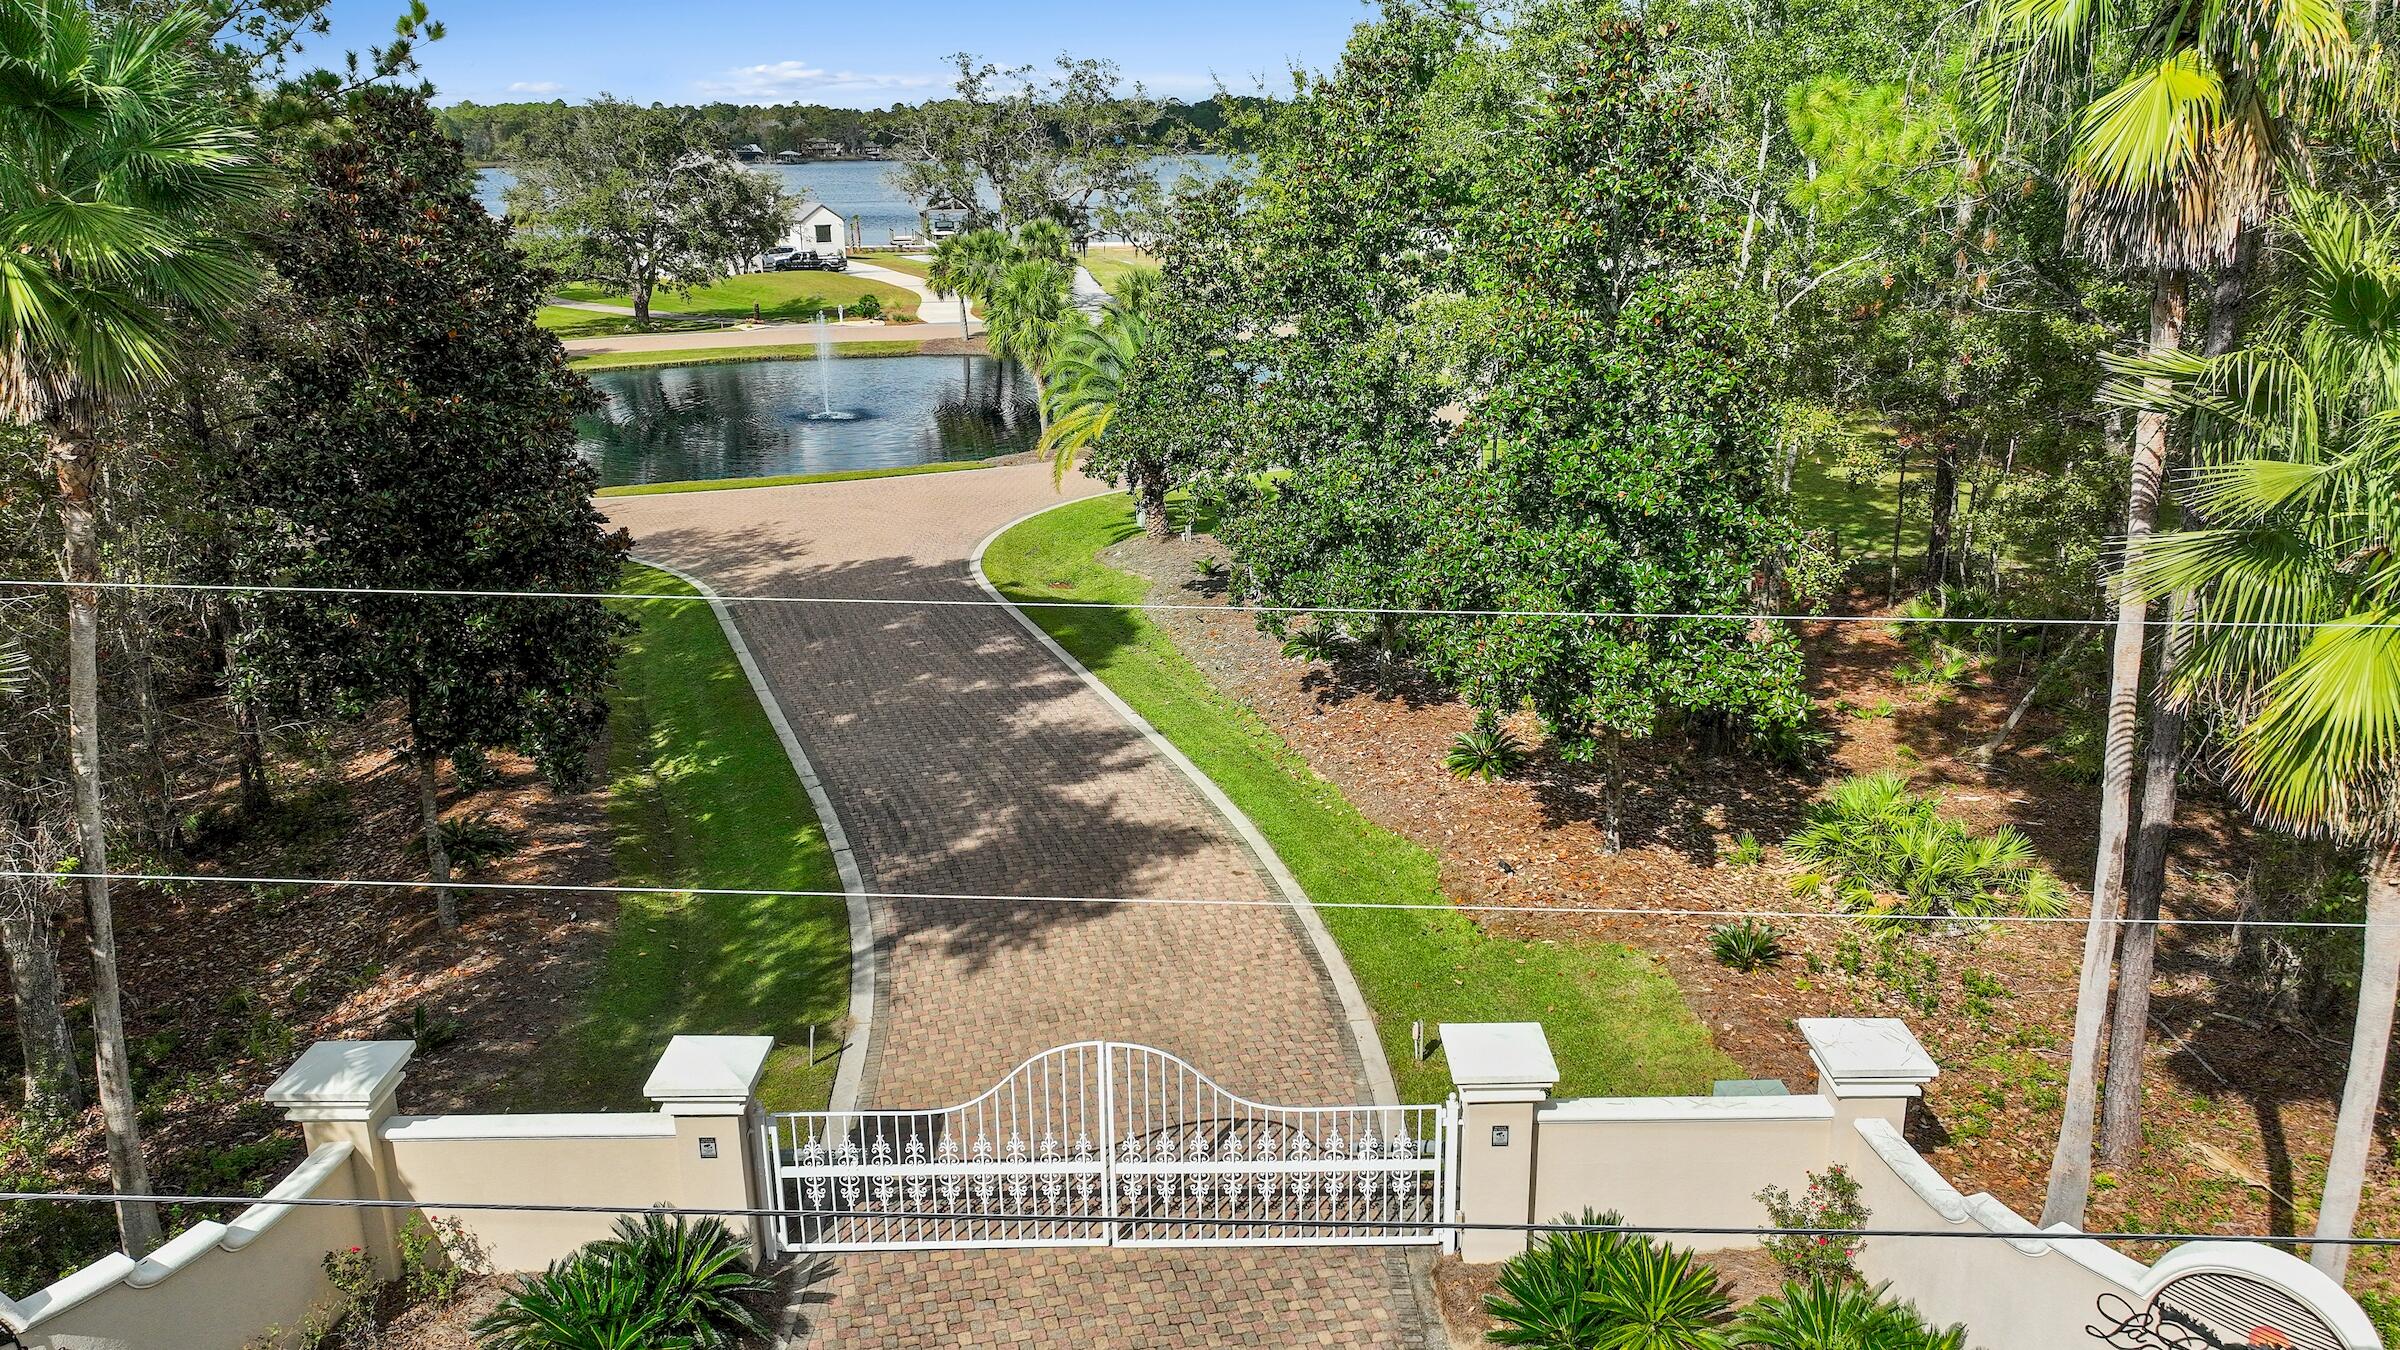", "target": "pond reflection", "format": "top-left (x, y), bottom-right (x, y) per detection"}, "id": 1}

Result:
top-left (576, 355), bottom-right (1037, 488)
